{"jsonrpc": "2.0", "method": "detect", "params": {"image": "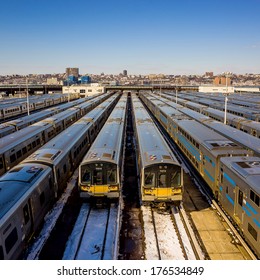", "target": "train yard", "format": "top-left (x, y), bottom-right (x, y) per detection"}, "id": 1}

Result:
top-left (0, 91), bottom-right (259, 260)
